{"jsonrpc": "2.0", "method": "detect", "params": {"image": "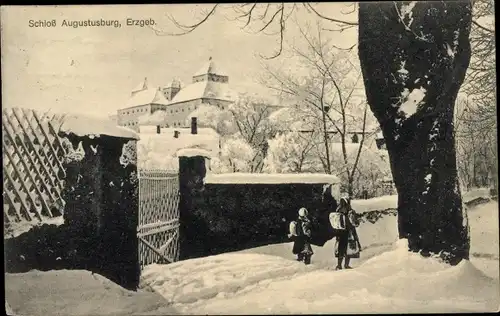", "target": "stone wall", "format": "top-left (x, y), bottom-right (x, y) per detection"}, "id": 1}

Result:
top-left (178, 155), bottom-right (339, 260)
